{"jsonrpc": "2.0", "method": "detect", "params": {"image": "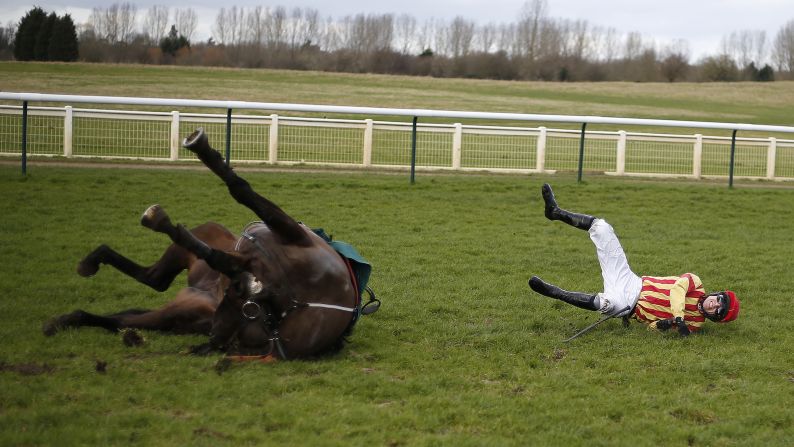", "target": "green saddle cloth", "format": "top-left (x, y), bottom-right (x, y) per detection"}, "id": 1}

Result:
top-left (312, 228), bottom-right (371, 297)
